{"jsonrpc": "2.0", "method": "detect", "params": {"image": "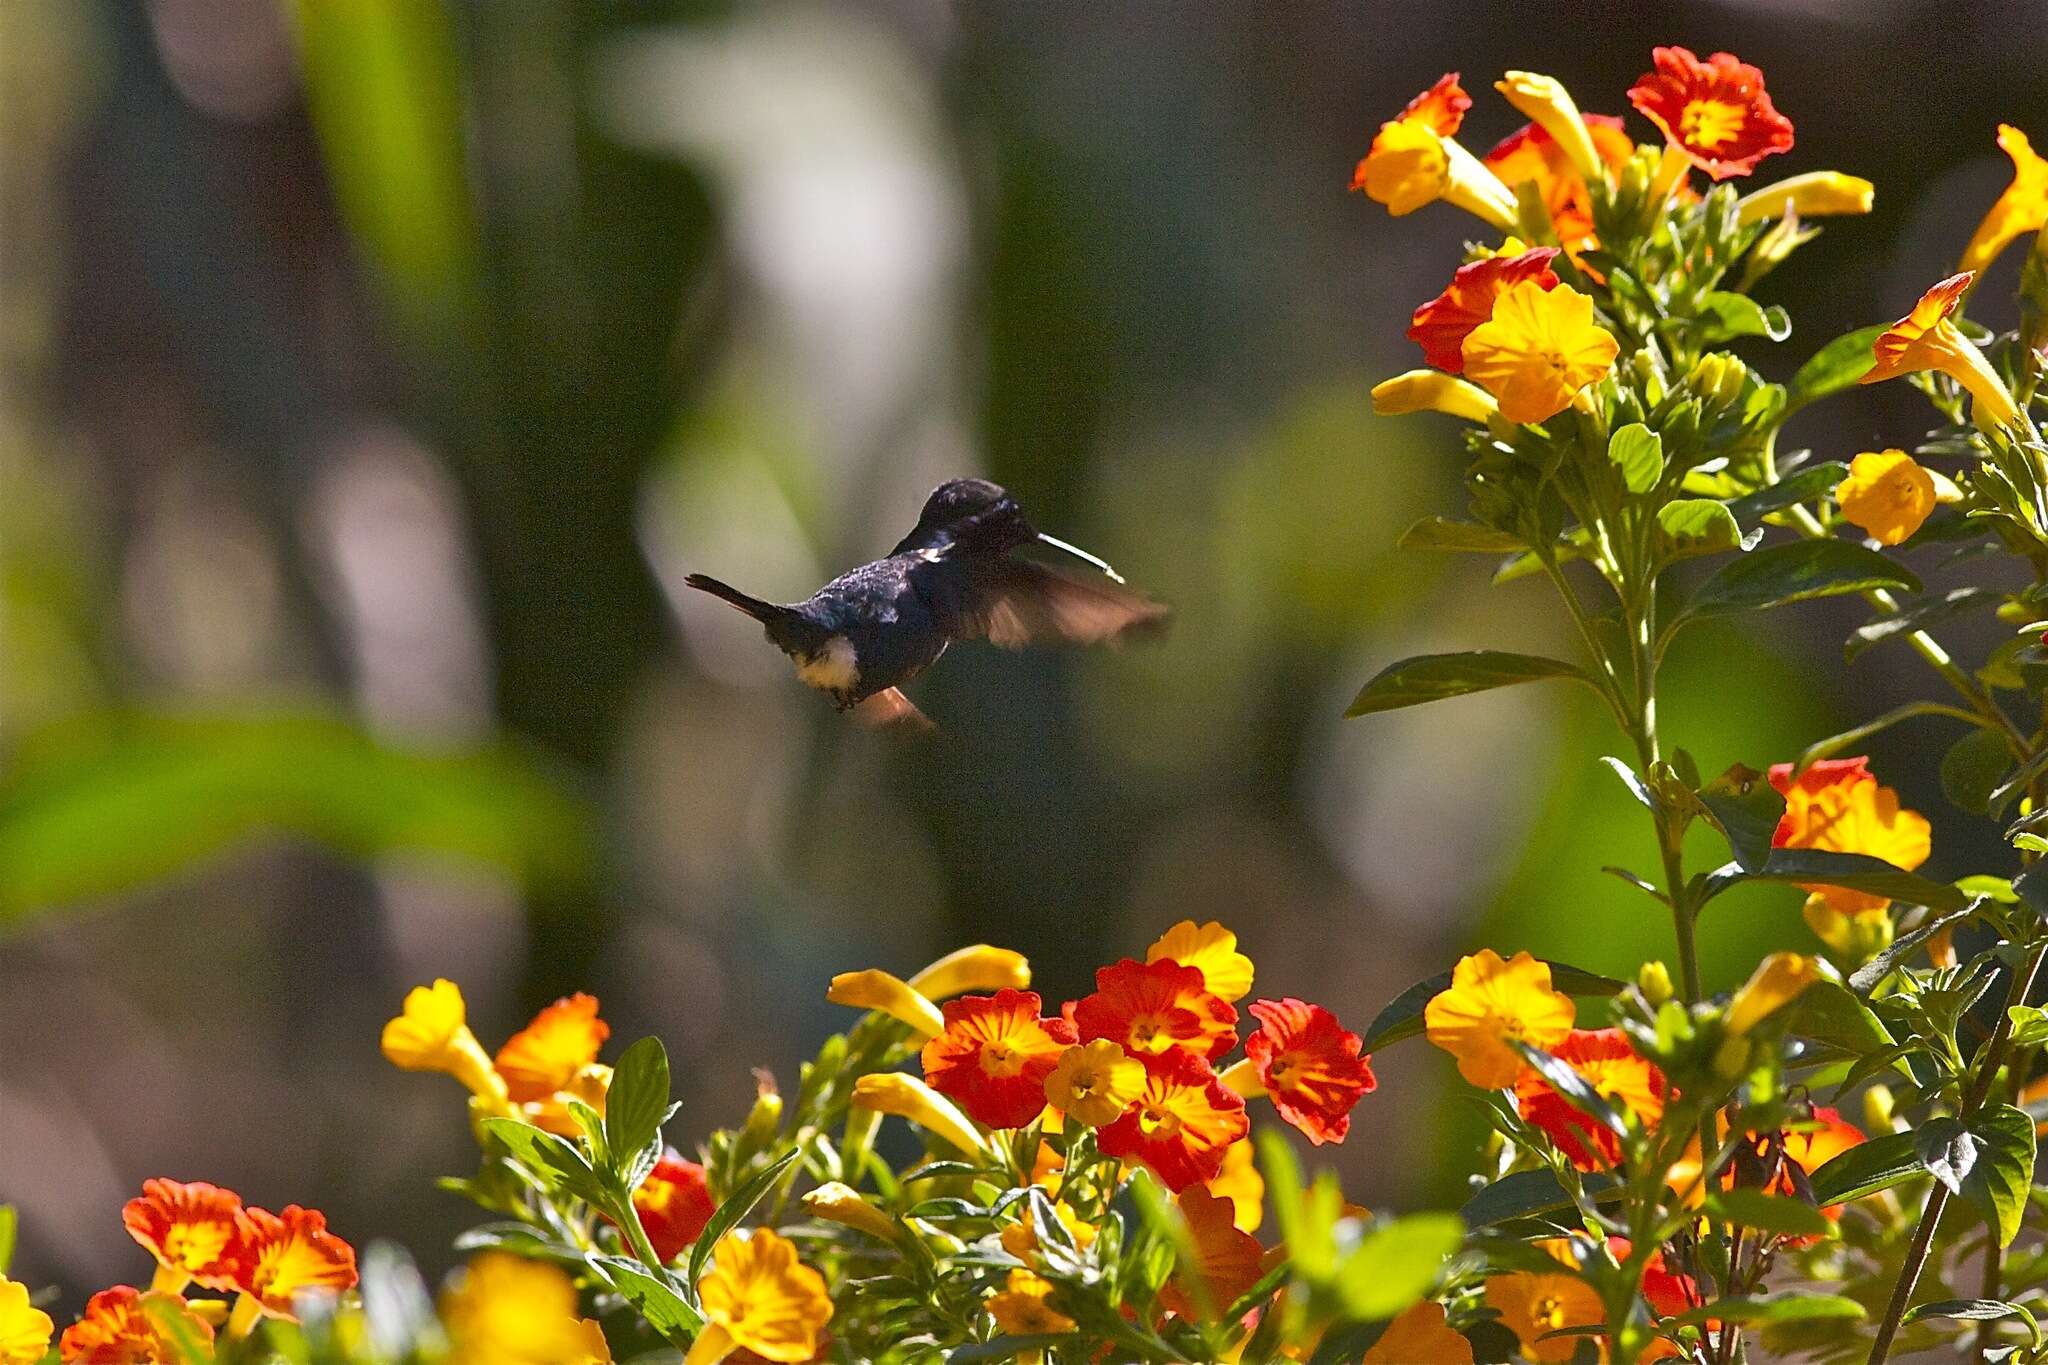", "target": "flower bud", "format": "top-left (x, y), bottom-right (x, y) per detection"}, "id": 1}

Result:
top-left (1494, 71), bottom-right (1606, 186)
top-left (1685, 353), bottom-right (1747, 409)
top-left (1862, 1084), bottom-right (1899, 1135)
top-left (1637, 961), bottom-right (1674, 1006)
top-left (851, 1074), bottom-right (990, 1158)
top-left (827, 969), bottom-right (945, 1040)
top-left (908, 945), bottom-right (1031, 999)
top-left (1629, 350), bottom-right (1667, 408)
top-left (1725, 953), bottom-right (1830, 1036)
top-left (1372, 370), bottom-right (1499, 423)
top-left (1734, 172), bottom-right (1874, 226)
top-left (742, 1071), bottom-right (784, 1148)
top-left (802, 1182), bottom-right (903, 1243)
